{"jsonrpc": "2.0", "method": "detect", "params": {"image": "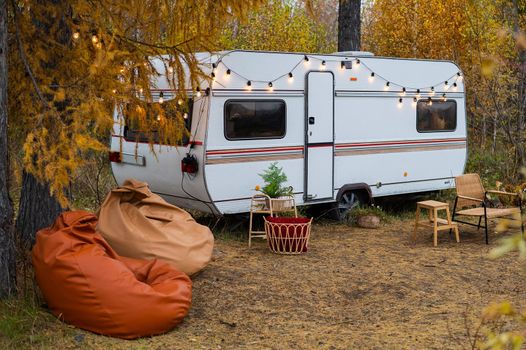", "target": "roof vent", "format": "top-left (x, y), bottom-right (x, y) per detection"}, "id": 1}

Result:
top-left (333, 51), bottom-right (375, 57)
